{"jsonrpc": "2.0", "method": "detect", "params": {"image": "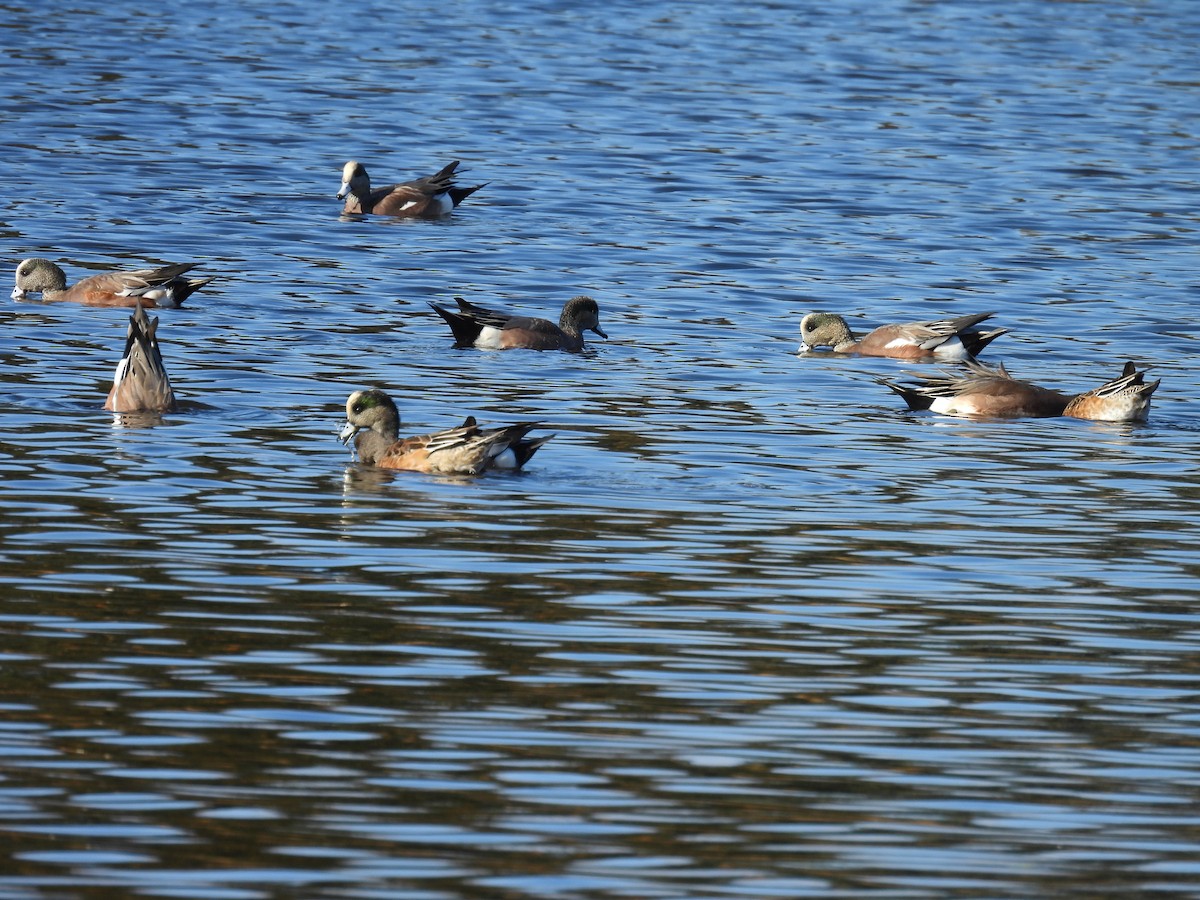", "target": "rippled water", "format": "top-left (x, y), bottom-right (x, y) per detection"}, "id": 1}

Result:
top-left (3, 0), bottom-right (1200, 896)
